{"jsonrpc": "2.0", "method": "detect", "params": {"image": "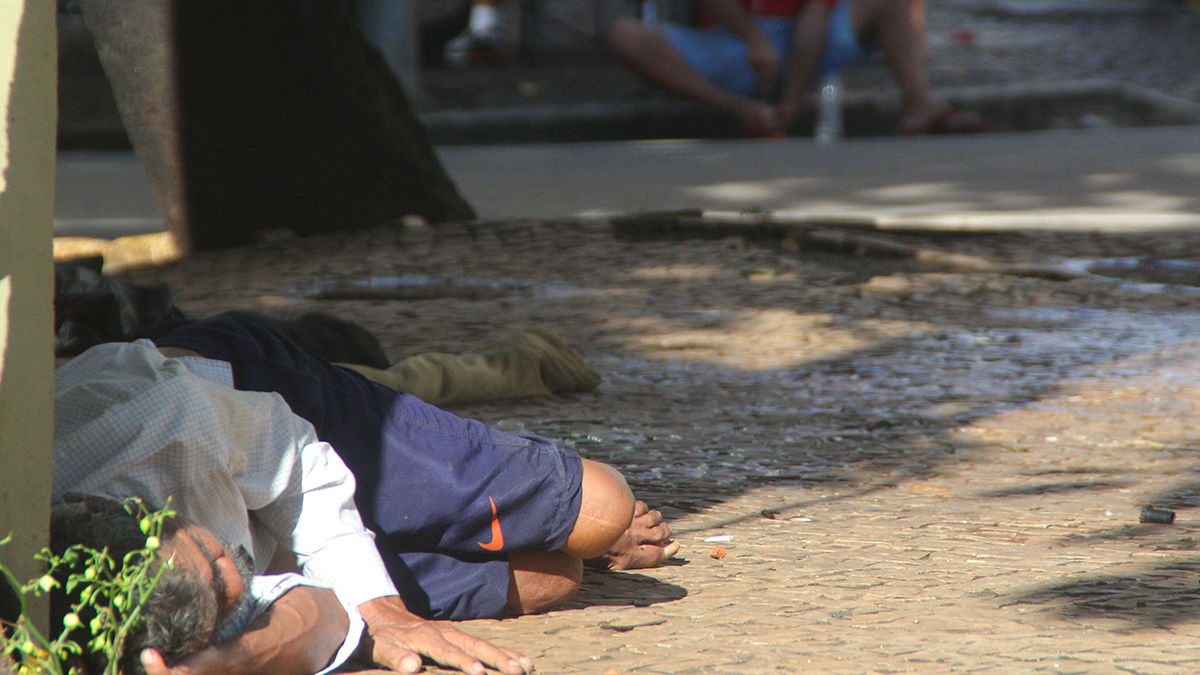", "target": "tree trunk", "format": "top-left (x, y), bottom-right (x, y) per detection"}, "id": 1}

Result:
top-left (78, 0), bottom-right (476, 253)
